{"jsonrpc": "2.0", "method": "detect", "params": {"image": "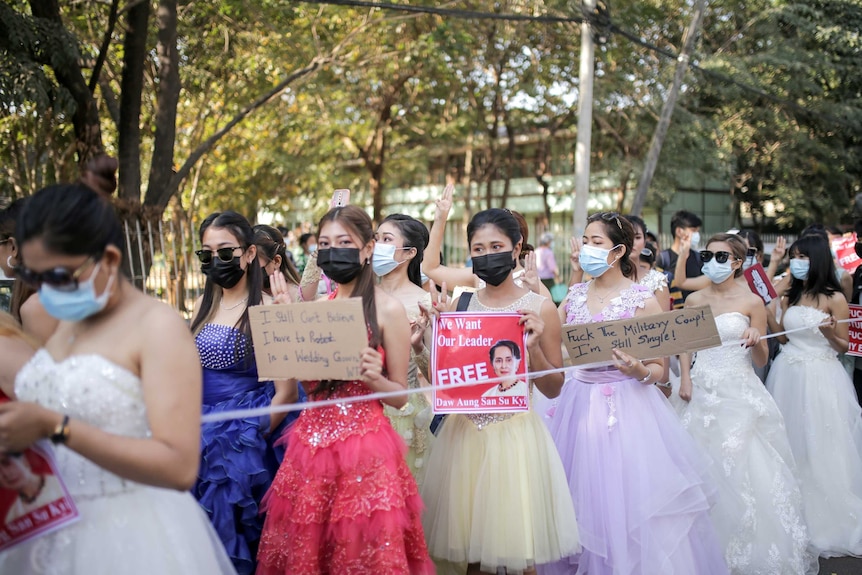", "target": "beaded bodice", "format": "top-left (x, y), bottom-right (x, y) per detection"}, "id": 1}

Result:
top-left (565, 282), bottom-right (651, 325)
top-left (294, 380), bottom-right (387, 453)
top-left (15, 350), bottom-right (149, 499)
